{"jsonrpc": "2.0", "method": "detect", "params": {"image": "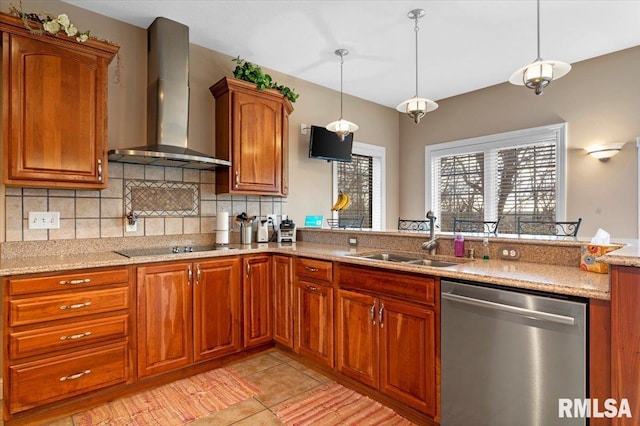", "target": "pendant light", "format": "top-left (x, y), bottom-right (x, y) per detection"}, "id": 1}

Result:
top-left (326, 49), bottom-right (358, 141)
top-left (396, 9), bottom-right (438, 124)
top-left (509, 0), bottom-right (570, 95)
